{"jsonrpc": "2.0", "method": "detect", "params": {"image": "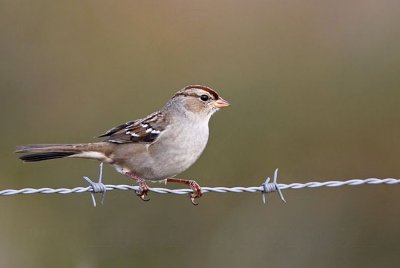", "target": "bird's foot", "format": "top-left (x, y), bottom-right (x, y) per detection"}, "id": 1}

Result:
top-left (125, 172), bottom-right (150, 202)
top-left (136, 179), bottom-right (150, 201)
top-left (166, 178), bottom-right (203, 205)
top-left (188, 180), bottom-right (203, 205)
